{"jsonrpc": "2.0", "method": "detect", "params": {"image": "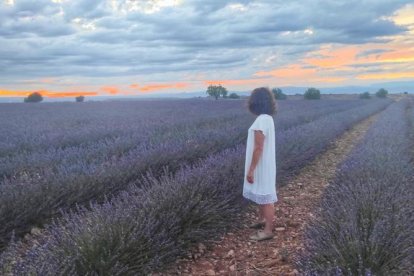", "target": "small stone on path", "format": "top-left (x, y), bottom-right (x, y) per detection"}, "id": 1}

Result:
top-left (205, 269), bottom-right (215, 275)
top-left (226, 249), bottom-right (235, 259)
